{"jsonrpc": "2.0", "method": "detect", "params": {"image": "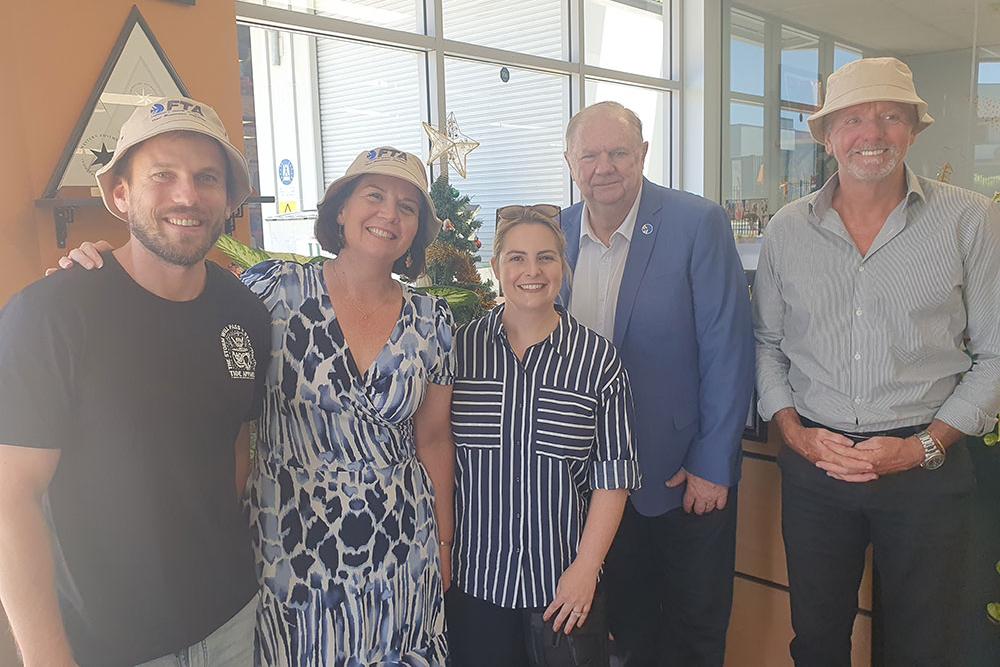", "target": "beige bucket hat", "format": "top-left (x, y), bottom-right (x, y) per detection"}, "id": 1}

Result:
top-left (807, 57), bottom-right (934, 143)
top-left (318, 147), bottom-right (442, 246)
top-left (95, 97), bottom-right (252, 221)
